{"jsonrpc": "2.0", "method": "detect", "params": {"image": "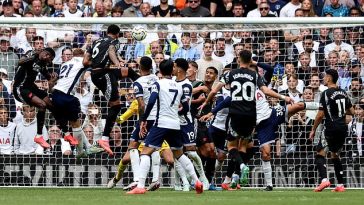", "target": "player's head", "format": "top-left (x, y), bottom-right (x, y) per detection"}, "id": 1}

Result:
top-left (204, 66), bottom-right (218, 83)
top-left (39, 47), bottom-right (55, 65)
top-left (73, 48), bottom-right (84, 57)
top-left (324, 69), bottom-right (339, 85)
top-left (159, 59), bottom-right (174, 76)
top-left (174, 58), bottom-right (189, 75)
top-left (239, 50), bottom-right (252, 65)
top-left (107, 24), bottom-right (121, 36)
top-left (139, 56), bottom-right (152, 72)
